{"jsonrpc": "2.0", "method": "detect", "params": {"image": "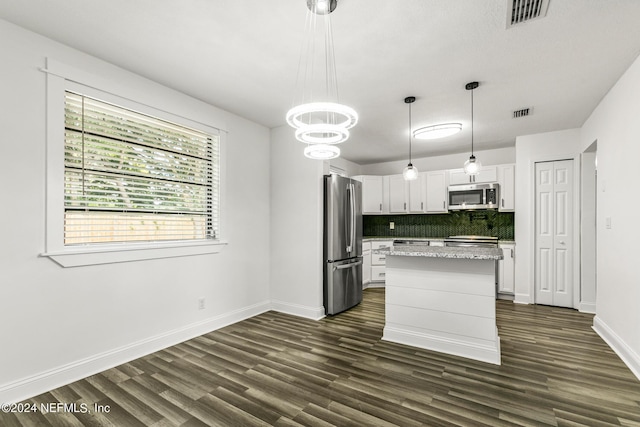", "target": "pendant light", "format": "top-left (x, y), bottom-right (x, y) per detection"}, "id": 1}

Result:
top-left (463, 81), bottom-right (482, 175)
top-left (402, 96), bottom-right (419, 181)
top-left (286, 0), bottom-right (358, 160)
